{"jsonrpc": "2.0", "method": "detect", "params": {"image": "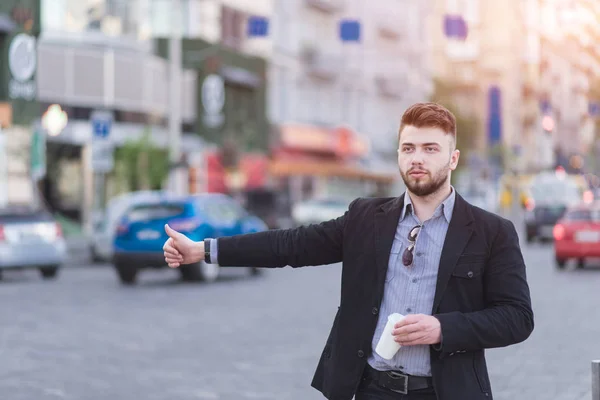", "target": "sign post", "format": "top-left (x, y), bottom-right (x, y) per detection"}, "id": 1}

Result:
top-left (30, 127), bottom-right (45, 181)
top-left (89, 110), bottom-right (114, 233)
top-left (0, 128), bottom-right (6, 208)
